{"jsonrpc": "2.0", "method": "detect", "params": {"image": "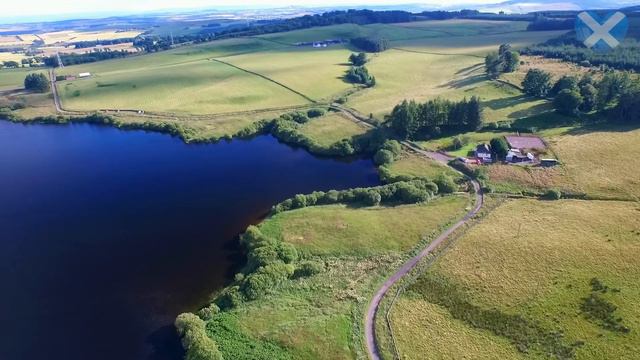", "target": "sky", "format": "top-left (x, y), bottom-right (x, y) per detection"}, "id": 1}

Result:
top-left (3, 0), bottom-right (500, 19)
